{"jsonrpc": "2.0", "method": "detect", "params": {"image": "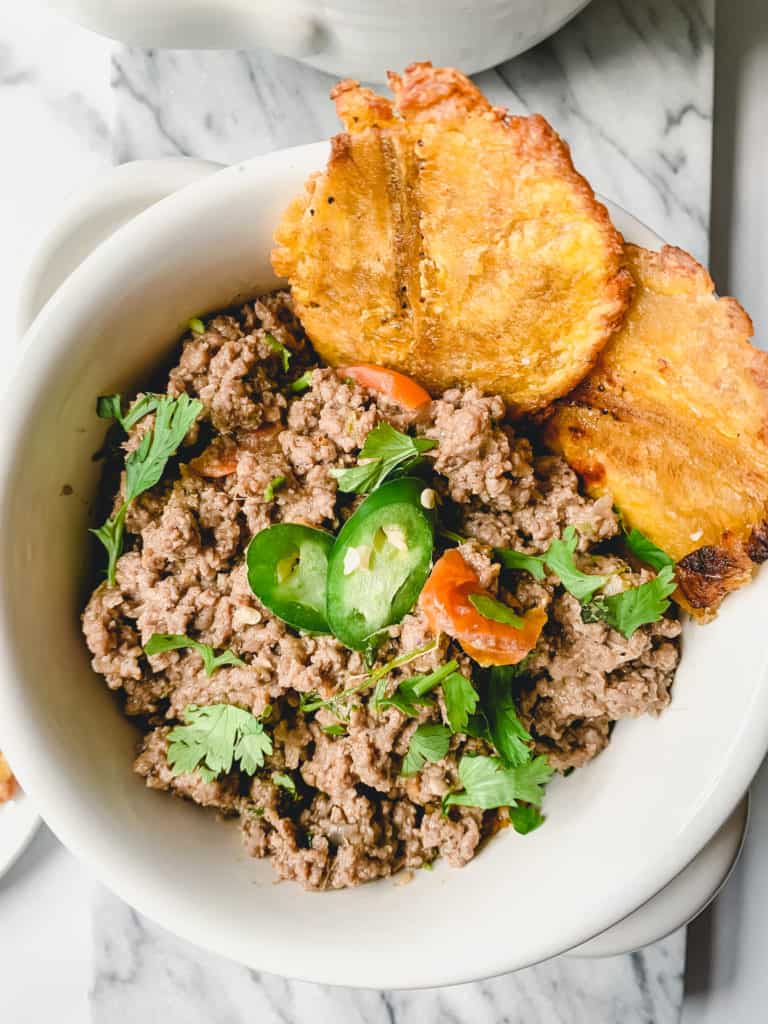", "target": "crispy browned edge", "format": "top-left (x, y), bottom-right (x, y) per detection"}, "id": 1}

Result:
top-left (547, 243), bottom-right (766, 616)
